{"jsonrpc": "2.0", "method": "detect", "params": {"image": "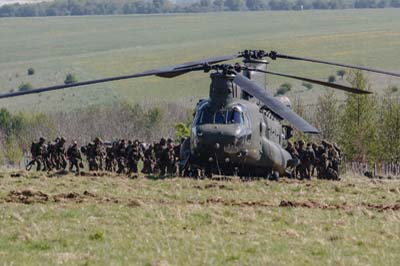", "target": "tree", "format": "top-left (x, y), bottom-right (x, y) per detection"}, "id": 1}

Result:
top-left (64, 73), bottom-right (78, 85)
top-left (275, 82), bottom-right (292, 95)
top-left (302, 82), bottom-right (313, 90)
top-left (313, 91), bottom-right (339, 141)
top-left (339, 71), bottom-right (378, 162)
top-left (246, 0), bottom-right (267, 10)
top-left (378, 90), bottom-right (400, 161)
top-left (292, 96), bottom-right (311, 142)
top-left (18, 82), bottom-right (33, 92)
top-left (224, 0), bottom-right (244, 10)
top-left (336, 69), bottom-right (346, 79)
top-left (27, 67), bottom-right (35, 75)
